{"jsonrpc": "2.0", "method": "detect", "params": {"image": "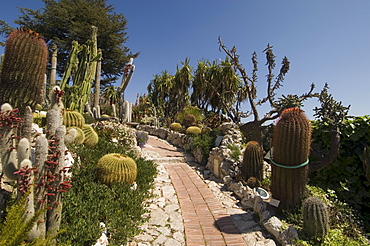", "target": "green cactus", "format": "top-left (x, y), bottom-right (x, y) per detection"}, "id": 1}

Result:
top-left (186, 126), bottom-right (201, 136)
top-left (362, 146), bottom-right (370, 181)
top-left (0, 28), bottom-right (48, 110)
top-left (33, 112), bottom-right (47, 127)
top-left (241, 141), bottom-right (263, 182)
top-left (303, 197), bottom-right (329, 238)
top-left (96, 153), bottom-right (137, 185)
top-left (170, 122), bottom-right (182, 132)
top-left (68, 127), bottom-right (85, 145)
top-left (184, 114), bottom-right (197, 128)
top-left (82, 124), bottom-right (99, 147)
top-left (63, 109), bottom-right (85, 128)
top-left (271, 107), bottom-right (312, 209)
